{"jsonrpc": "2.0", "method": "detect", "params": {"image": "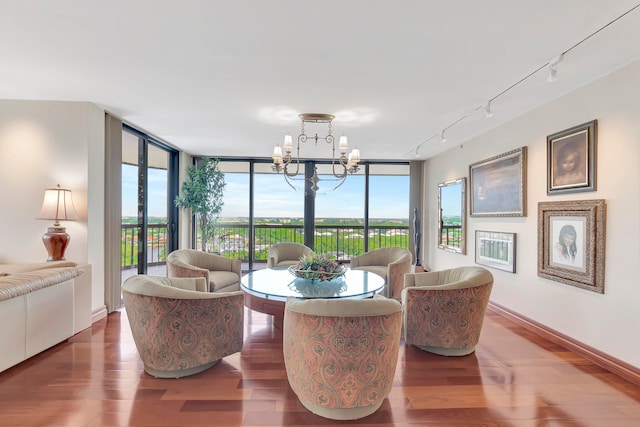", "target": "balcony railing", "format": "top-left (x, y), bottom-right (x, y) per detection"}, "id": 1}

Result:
top-left (121, 222), bottom-right (409, 270)
top-left (121, 223), bottom-right (169, 270)
top-left (440, 224), bottom-right (463, 249)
